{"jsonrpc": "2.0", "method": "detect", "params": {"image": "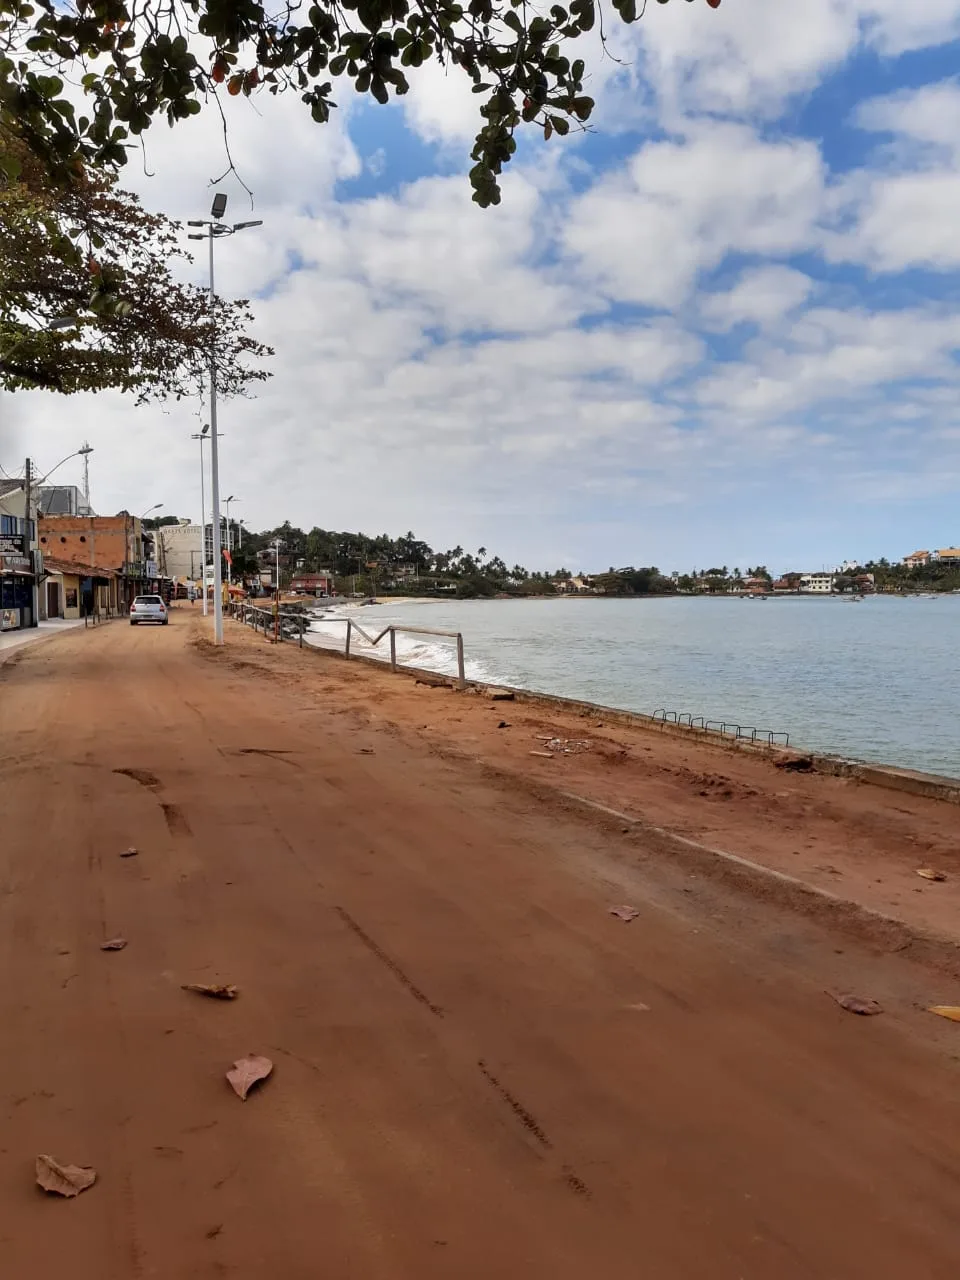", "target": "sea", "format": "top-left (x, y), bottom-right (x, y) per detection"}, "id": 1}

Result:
top-left (304, 594), bottom-right (960, 778)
